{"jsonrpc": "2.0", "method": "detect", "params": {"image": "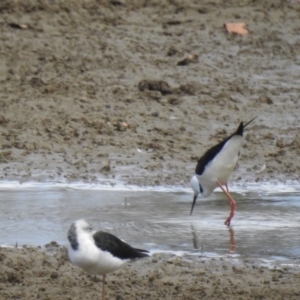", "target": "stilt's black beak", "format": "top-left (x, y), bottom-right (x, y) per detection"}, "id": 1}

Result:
top-left (190, 194), bottom-right (198, 215)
